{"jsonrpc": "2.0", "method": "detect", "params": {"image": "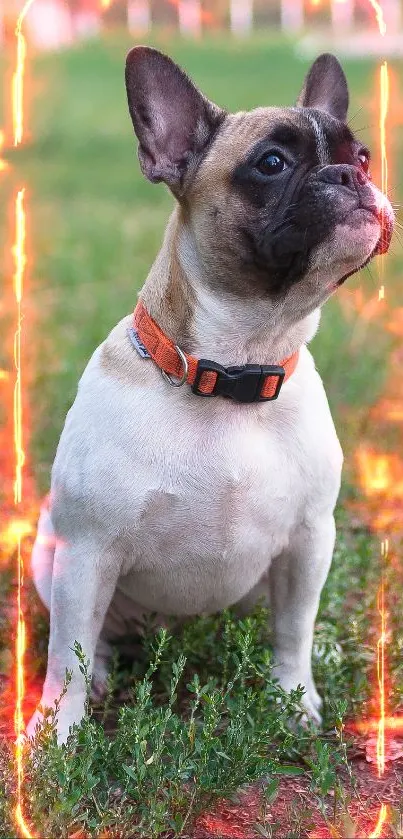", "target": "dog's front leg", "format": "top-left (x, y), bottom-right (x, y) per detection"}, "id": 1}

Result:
top-left (269, 515), bottom-right (336, 724)
top-left (27, 538), bottom-right (120, 744)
